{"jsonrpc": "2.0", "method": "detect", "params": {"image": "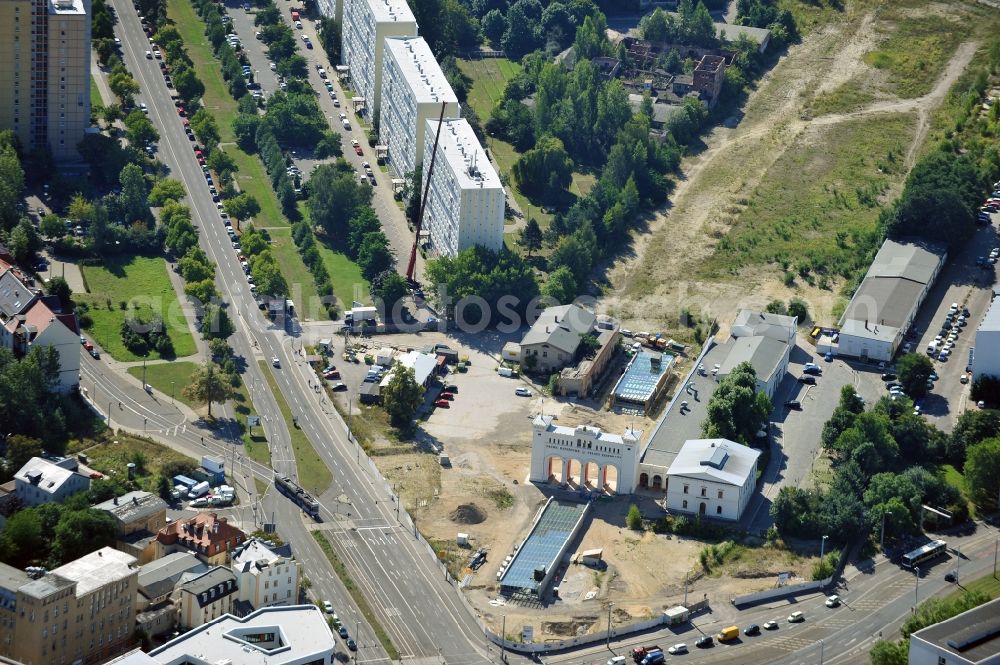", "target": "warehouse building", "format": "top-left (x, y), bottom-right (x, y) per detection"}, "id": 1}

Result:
top-left (341, 0), bottom-right (416, 118)
top-left (837, 239), bottom-right (946, 362)
top-left (380, 37), bottom-right (459, 179)
top-left (423, 118), bottom-right (505, 256)
top-left (972, 297), bottom-right (1000, 381)
top-left (907, 597), bottom-right (1000, 665)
